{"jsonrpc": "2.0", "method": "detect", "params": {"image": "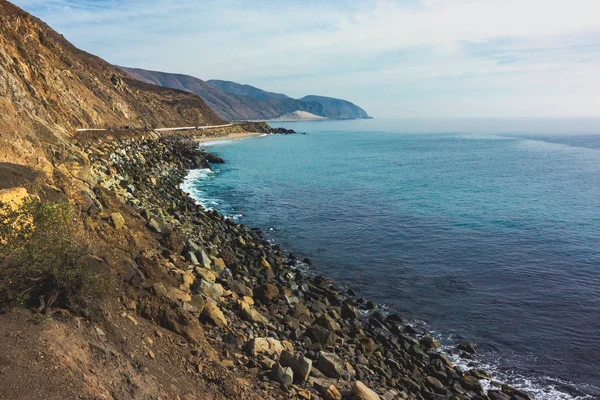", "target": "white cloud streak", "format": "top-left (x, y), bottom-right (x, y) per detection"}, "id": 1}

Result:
top-left (12, 0), bottom-right (600, 117)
